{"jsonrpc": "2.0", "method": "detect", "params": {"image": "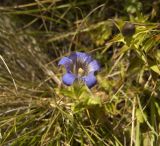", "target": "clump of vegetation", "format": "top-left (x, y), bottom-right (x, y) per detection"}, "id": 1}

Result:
top-left (0, 0), bottom-right (160, 145)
